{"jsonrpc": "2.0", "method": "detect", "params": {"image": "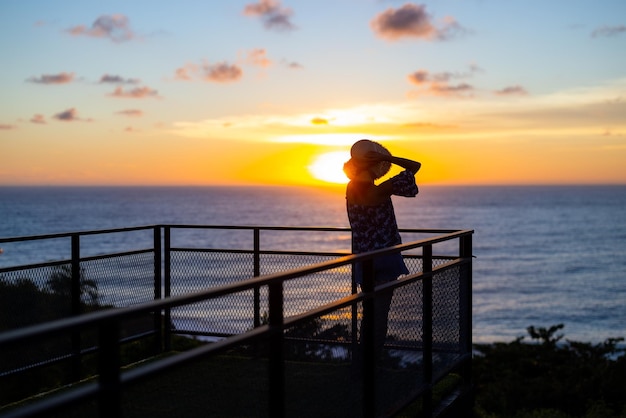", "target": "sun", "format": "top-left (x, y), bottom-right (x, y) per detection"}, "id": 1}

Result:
top-left (308, 151), bottom-right (350, 184)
